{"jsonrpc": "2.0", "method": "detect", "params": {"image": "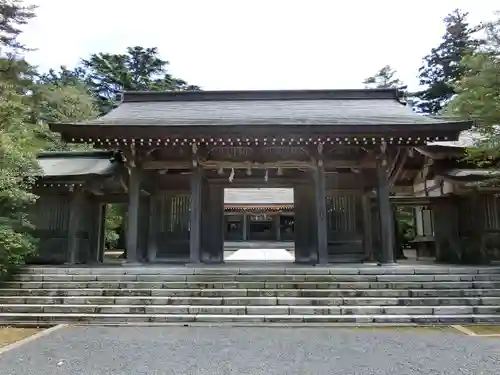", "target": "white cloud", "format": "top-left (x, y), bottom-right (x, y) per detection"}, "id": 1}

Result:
top-left (19, 0), bottom-right (499, 90)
